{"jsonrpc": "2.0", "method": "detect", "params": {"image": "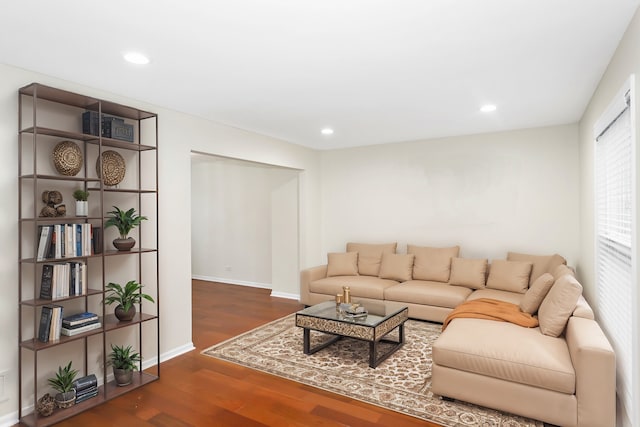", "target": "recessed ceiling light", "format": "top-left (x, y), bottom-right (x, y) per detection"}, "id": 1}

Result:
top-left (321, 128), bottom-right (334, 135)
top-left (123, 52), bottom-right (150, 65)
top-left (480, 104), bottom-right (497, 113)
